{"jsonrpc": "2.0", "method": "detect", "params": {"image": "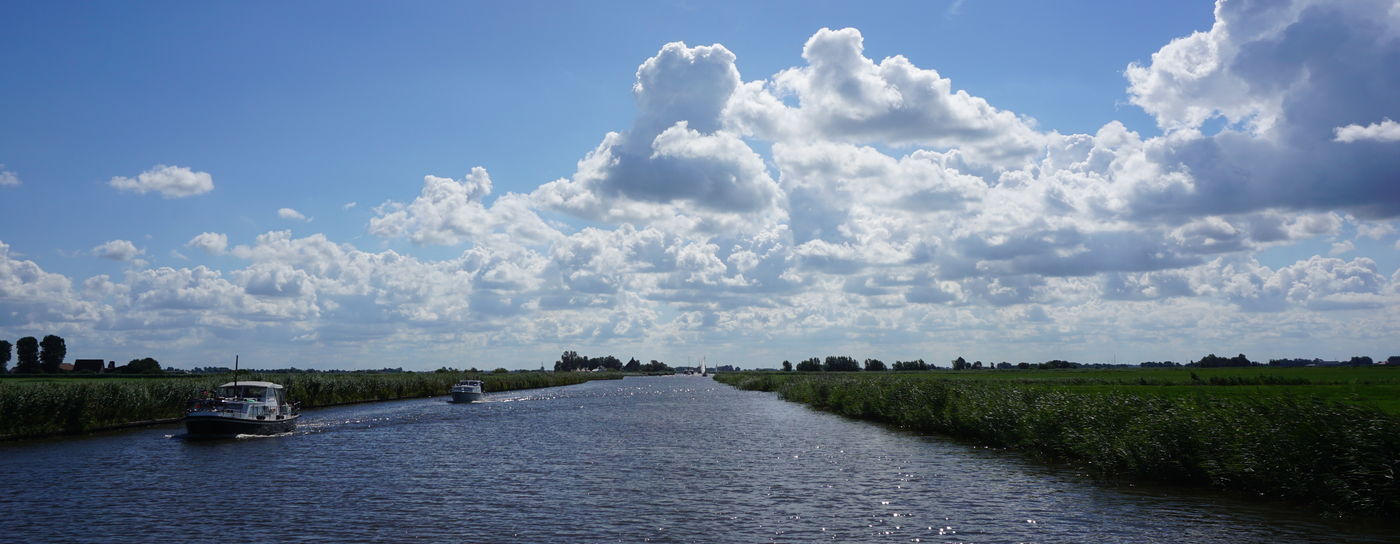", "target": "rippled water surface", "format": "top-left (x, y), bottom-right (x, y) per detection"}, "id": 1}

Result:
top-left (1, 376), bottom-right (1393, 542)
